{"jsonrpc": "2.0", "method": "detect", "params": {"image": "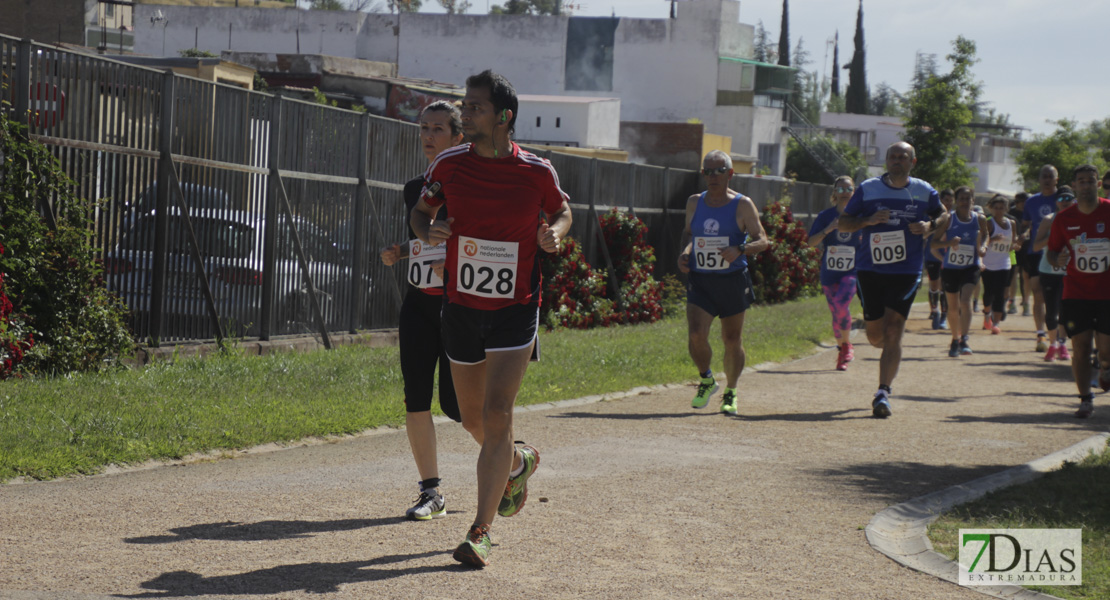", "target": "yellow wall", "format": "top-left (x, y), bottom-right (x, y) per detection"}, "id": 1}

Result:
top-left (700, 133), bottom-right (754, 174)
